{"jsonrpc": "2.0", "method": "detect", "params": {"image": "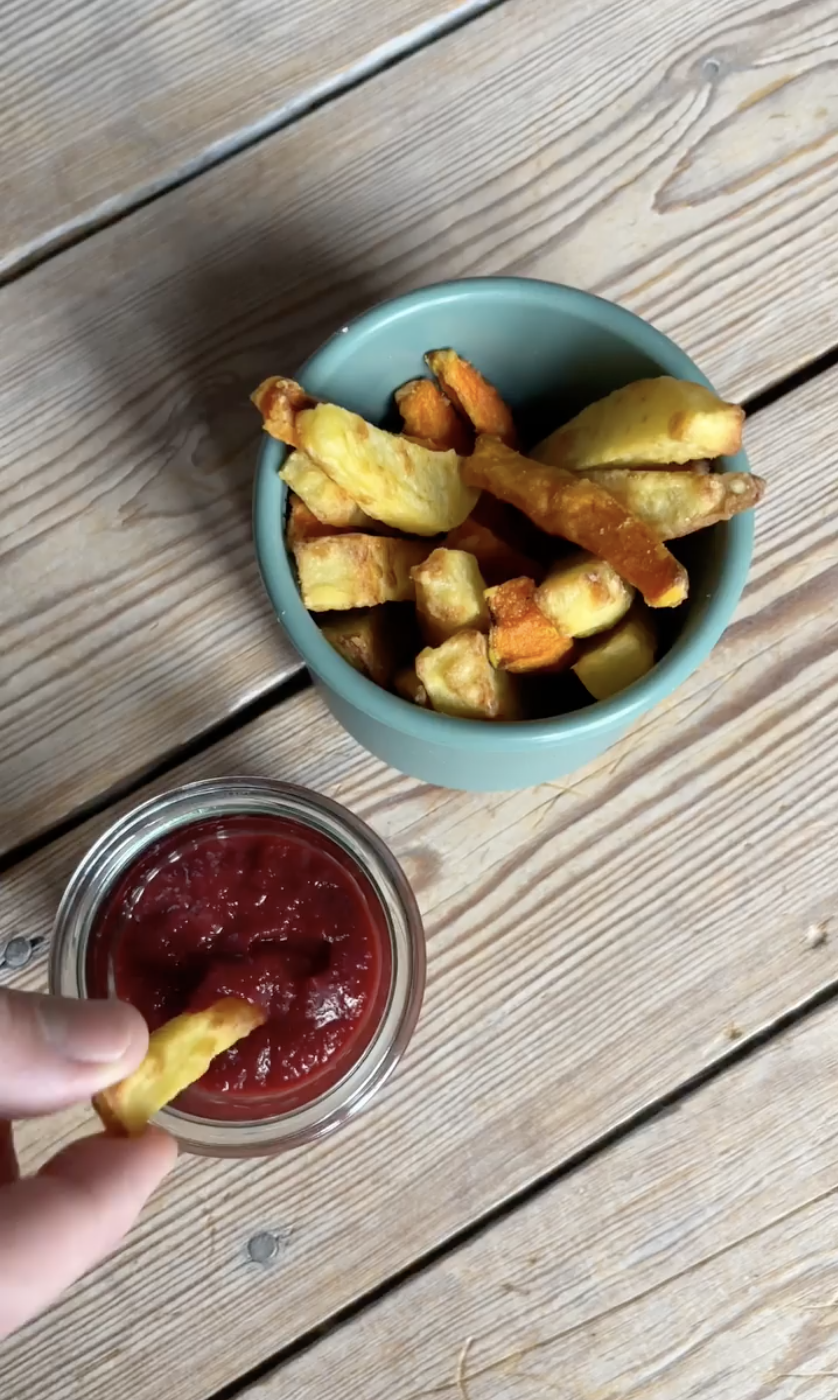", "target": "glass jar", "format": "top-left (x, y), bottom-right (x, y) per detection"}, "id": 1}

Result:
top-left (50, 777), bottom-right (425, 1156)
